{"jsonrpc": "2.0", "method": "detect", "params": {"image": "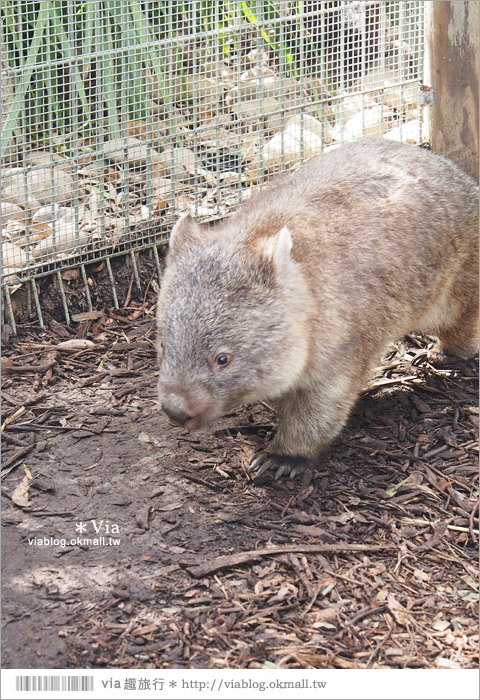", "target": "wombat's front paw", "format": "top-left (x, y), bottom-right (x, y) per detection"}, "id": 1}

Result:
top-left (248, 452), bottom-right (316, 485)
